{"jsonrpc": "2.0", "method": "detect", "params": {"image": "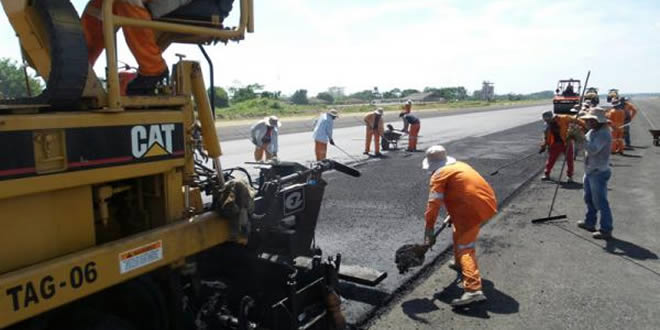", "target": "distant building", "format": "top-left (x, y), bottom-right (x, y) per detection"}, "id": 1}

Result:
top-left (405, 92), bottom-right (446, 103)
top-left (481, 81), bottom-right (494, 101)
